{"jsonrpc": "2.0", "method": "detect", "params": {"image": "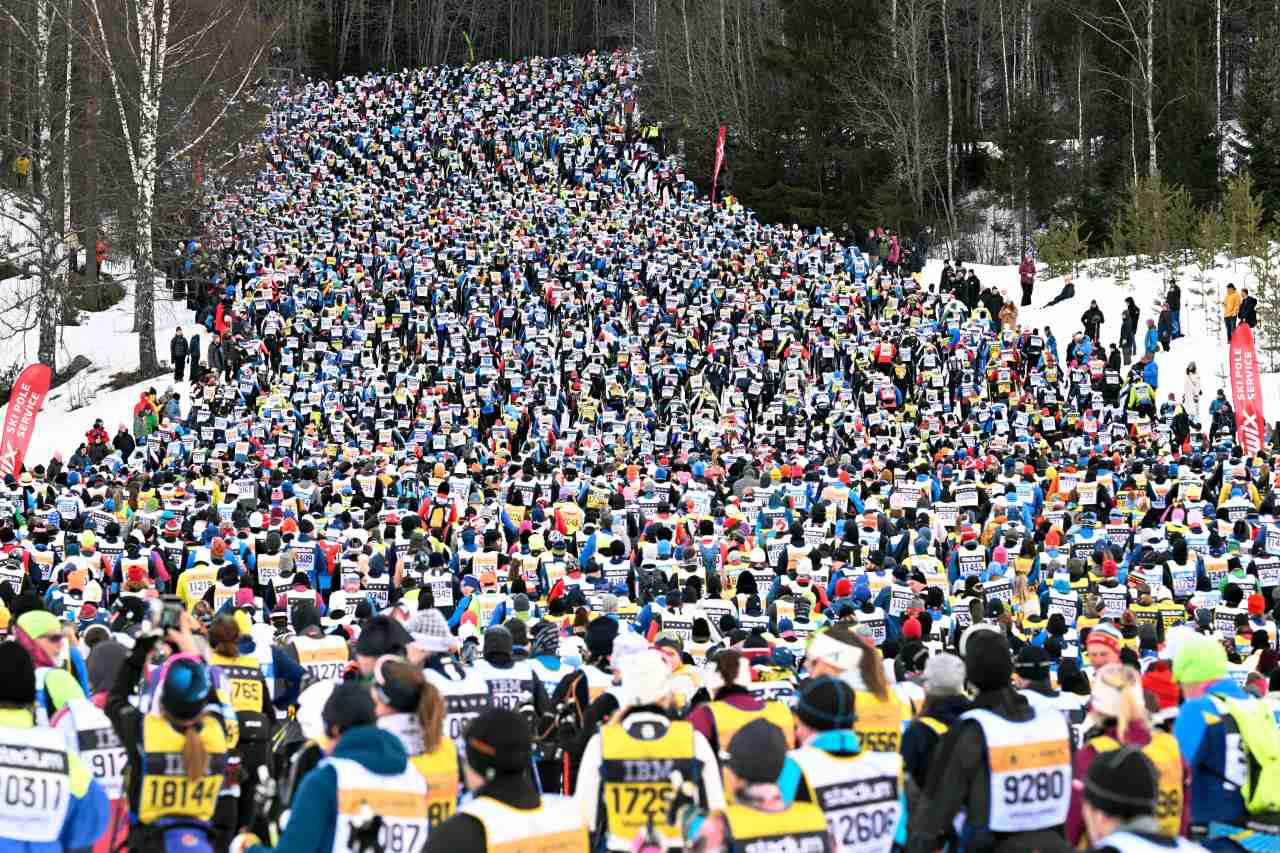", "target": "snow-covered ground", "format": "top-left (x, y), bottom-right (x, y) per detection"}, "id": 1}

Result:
top-left (927, 254), bottom-right (1280, 428)
top-left (0, 274), bottom-right (194, 466)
